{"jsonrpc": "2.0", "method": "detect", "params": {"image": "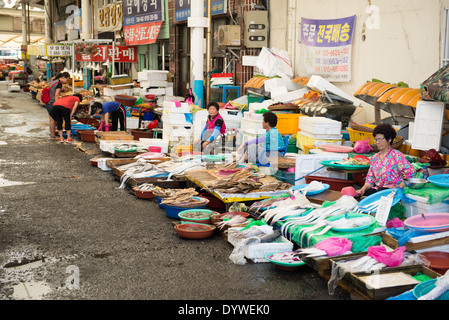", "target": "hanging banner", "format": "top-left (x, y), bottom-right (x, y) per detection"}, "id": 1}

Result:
top-left (174, 0), bottom-right (227, 22)
top-left (76, 45), bottom-right (137, 63)
top-left (123, 21), bottom-right (163, 45)
top-left (300, 15), bottom-right (356, 82)
top-left (122, 0), bottom-right (163, 26)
